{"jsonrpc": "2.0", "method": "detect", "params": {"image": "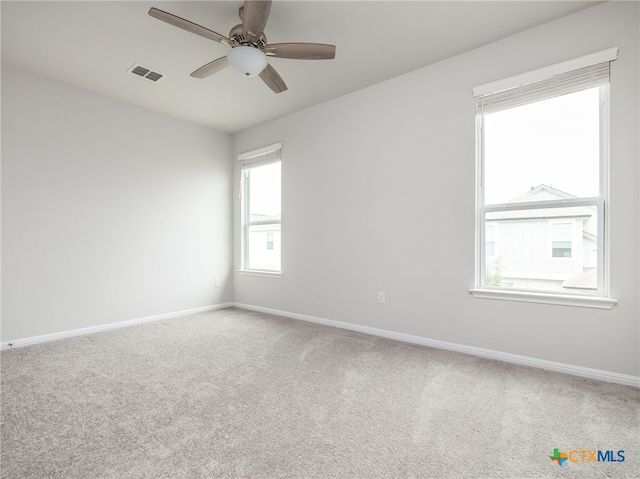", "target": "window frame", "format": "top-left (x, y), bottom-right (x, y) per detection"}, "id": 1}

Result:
top-left (238, 143), bottom-right (282, 277)
top-left (470, 51), bottom-right (618, 309)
